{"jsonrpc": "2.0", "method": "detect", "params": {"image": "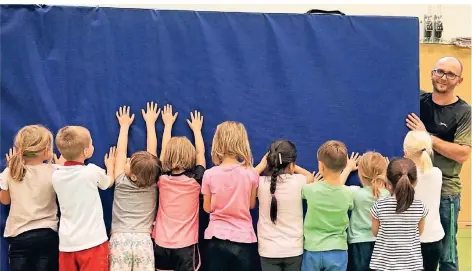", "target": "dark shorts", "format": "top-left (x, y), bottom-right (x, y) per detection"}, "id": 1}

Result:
top-left (154, 243), bottom-right (200, 271)
top-left (260, 255), bottom-right (302, 271)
